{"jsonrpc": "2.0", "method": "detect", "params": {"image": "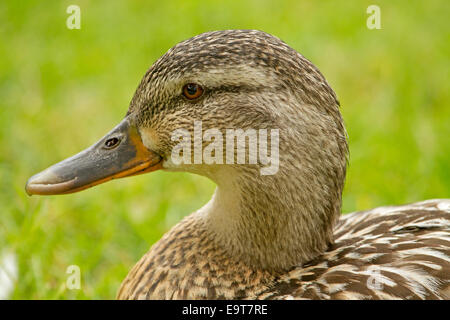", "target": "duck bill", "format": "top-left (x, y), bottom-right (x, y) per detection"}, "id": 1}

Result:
top-left (25, 117), bottom-right (162, 195)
